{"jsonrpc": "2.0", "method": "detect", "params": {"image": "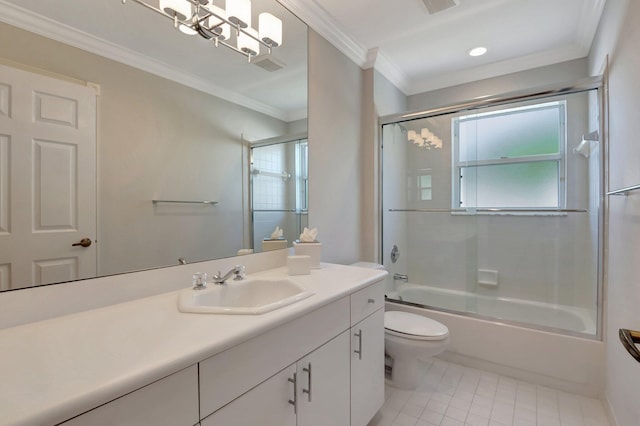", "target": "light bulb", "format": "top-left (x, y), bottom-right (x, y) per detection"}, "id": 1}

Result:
top-left (179, 24), bottom-right (197, 35)
top-left (238, 28), bottom-right (259, 56)
top-left (160, 0), bottom-right (191, 21)
top-left (227, 0), bottom-right (252, 28)
top-left (420, 128), bottom-right (432, 140)
top-left (468, 46), bottom-right (488, 57)
top-left (259, 13), bottom-right (282, 47)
